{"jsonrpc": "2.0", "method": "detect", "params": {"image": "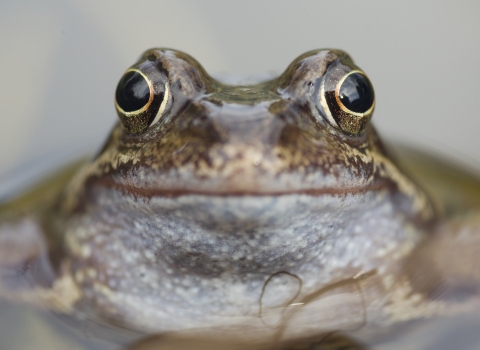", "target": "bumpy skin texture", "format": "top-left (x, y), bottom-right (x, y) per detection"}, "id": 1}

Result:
top-left (1, 49), bottom-right (479, 349)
